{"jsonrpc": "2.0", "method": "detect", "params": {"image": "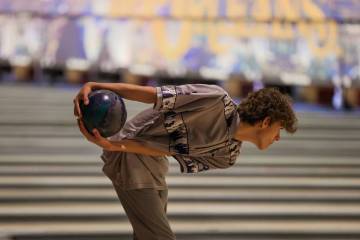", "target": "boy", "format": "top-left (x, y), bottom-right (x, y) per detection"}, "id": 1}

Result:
top-left (73, 82), bottom-right (297, 240)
